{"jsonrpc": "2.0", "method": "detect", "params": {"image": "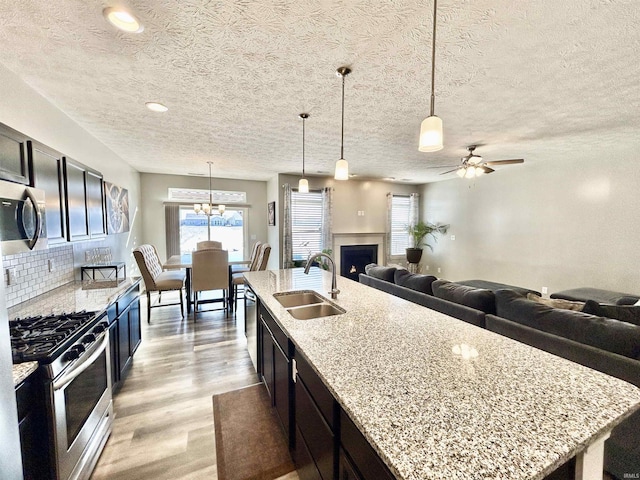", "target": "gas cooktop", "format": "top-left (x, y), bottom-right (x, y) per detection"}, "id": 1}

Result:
top-left (10, 311), bottom-right (100, 363)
